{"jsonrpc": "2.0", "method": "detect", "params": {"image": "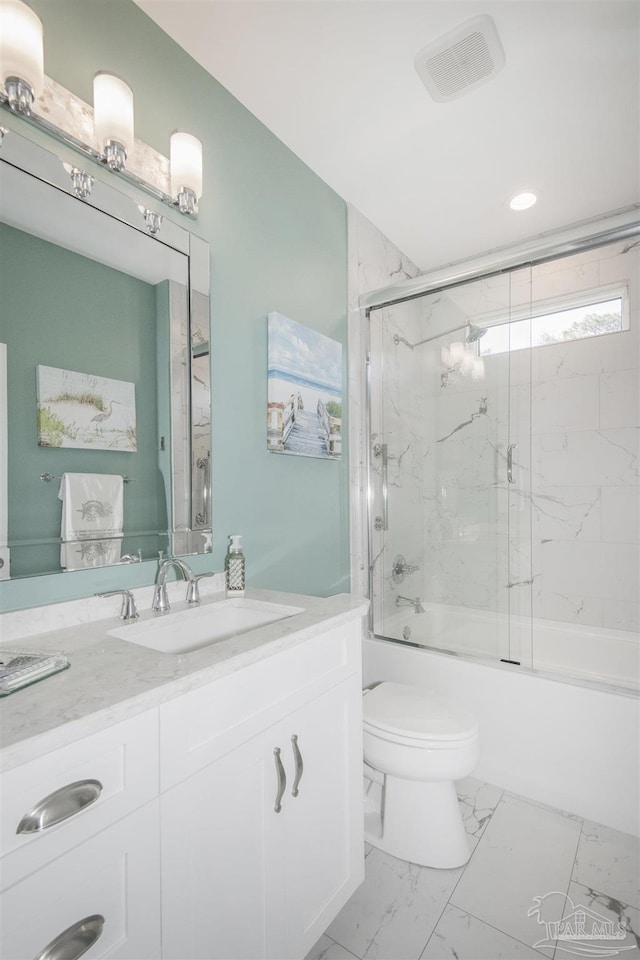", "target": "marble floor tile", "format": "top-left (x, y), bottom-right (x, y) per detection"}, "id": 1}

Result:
top-left (322, 785), bottom-right (640, 960)
top-left (325, 847), bottom-right (464, 960)
top-left (450, 794), bottom-right (582, 954)
top-left (419, 904), bottom-right (546, 959)
top-left (456, 776), bottom-right (503, 839)
top-left (572, 820), bottom-right (640, 910)
top-left (305, 934), bottom-right (361, 960)
top-left (559, 881), bottom-right (640, 959)
top-left (502, 790), bottom-right (582, 823)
